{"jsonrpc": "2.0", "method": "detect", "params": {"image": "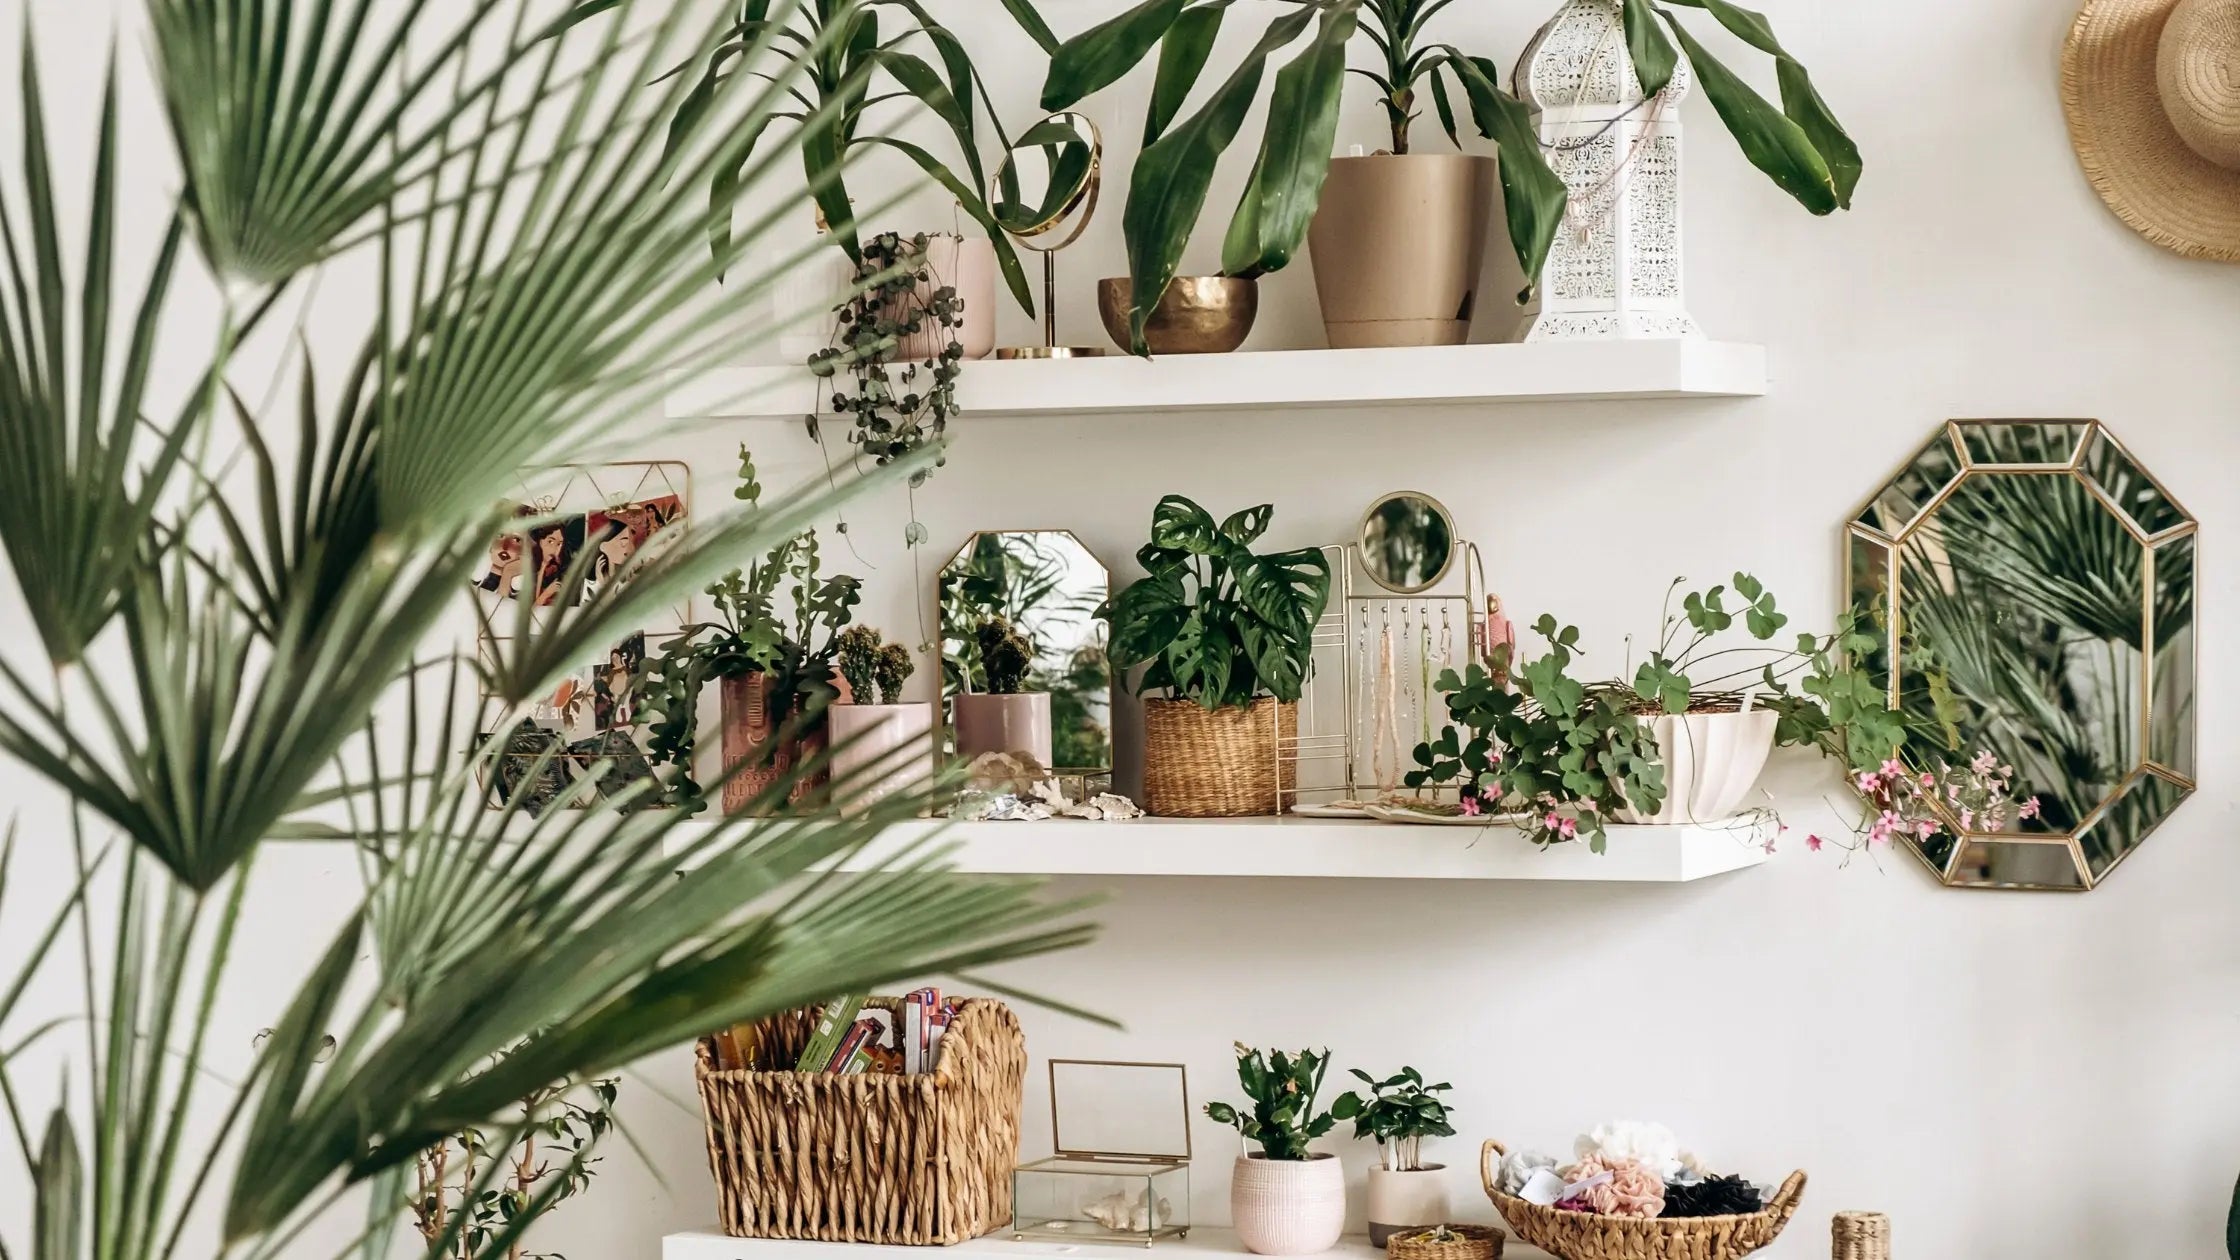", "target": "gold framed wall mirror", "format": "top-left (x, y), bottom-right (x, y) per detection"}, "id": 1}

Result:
top-left (1847, 419), bottom-right (2196, 891)
top-left (937, 530), bottom-right (1113, 780)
